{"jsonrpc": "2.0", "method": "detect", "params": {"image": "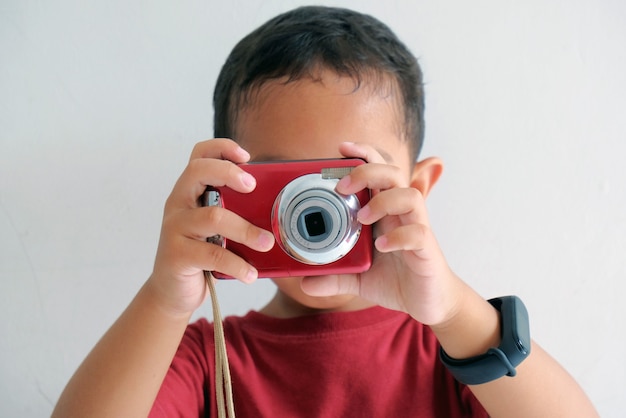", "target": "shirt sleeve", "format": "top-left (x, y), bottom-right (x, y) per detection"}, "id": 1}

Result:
top-left (149, 319), bottom-right (213, 418)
